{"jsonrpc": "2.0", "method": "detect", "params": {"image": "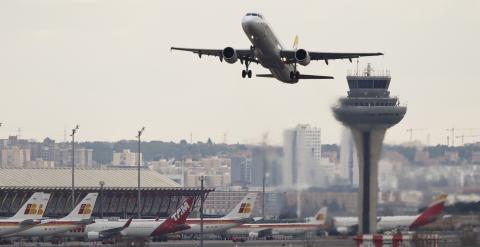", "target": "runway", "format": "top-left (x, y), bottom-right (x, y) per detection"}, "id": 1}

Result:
top-left (11, 239), bottom-right (355, 247)
top-left (150, 239), bottom-right (355, 247)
